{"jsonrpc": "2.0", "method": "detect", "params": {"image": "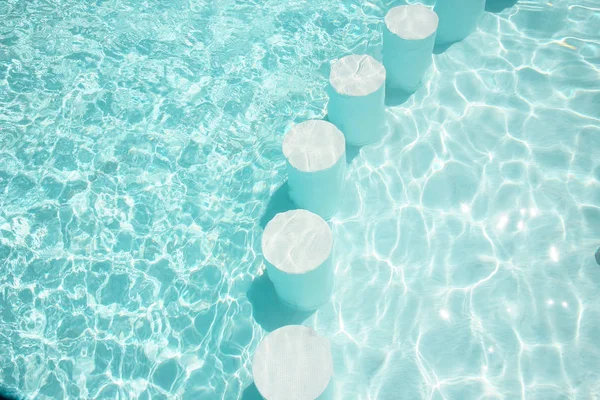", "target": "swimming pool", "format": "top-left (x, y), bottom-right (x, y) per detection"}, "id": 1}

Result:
top-left (1, 0), bottom-right (599, 398)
